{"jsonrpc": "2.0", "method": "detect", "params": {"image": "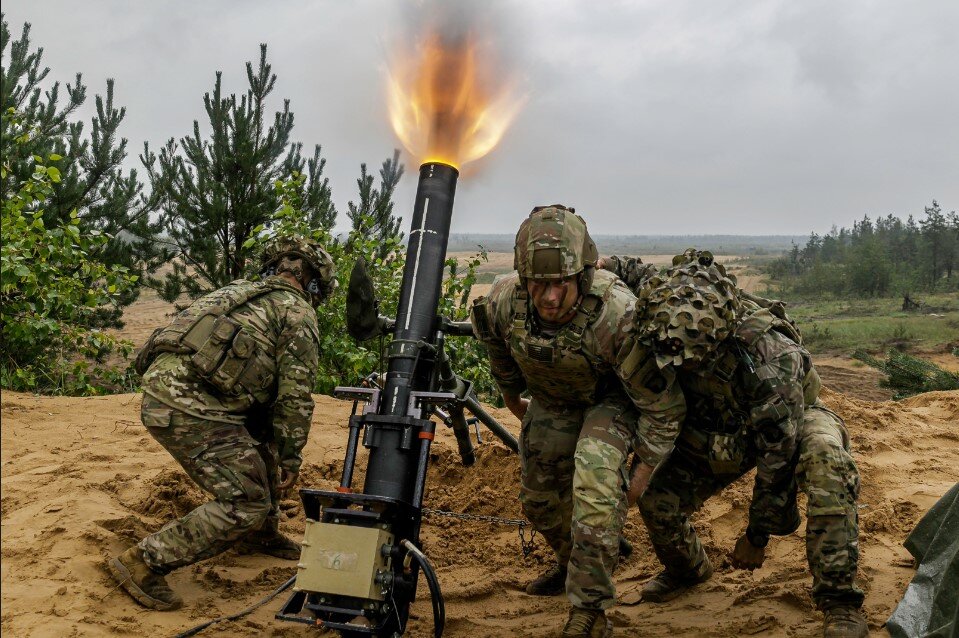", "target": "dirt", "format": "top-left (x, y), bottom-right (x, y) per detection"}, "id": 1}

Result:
top-left (2, 387), bottom-right (957, 637)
